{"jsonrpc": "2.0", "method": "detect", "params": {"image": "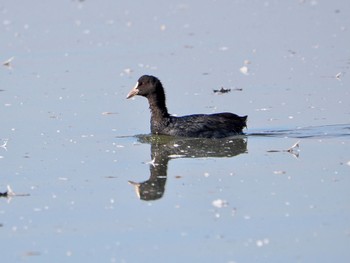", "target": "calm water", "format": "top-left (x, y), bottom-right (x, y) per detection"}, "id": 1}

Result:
top-left (1, 1), bottom-right (350, 262)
